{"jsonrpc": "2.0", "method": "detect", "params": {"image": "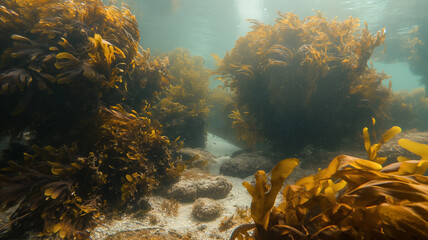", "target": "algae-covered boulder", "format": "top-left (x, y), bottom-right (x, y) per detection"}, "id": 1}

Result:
top-left (191, 198), bottom-right (223, 221)
top-left (166, 180), bottom-right (199, 202)
top-left (166, 169), bottom-right (232, 202)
